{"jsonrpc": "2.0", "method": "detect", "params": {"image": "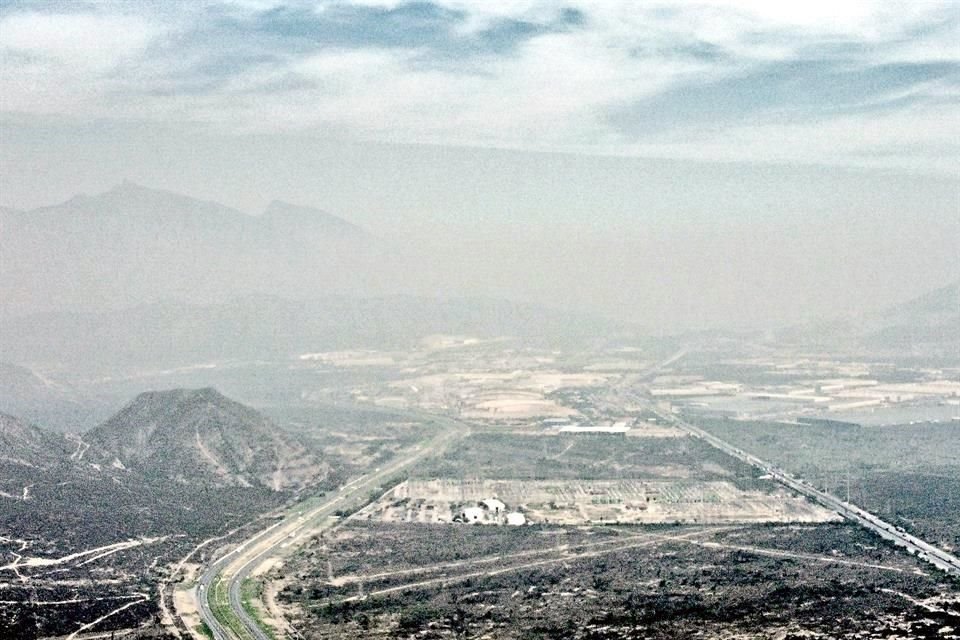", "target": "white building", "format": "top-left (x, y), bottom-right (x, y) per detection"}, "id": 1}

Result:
top-left (460, 507), bottom-right (485, 523)
top-left (506, 512), bottom-right (526, 526)
top-left (482, 498), bottom-right (506, 513)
